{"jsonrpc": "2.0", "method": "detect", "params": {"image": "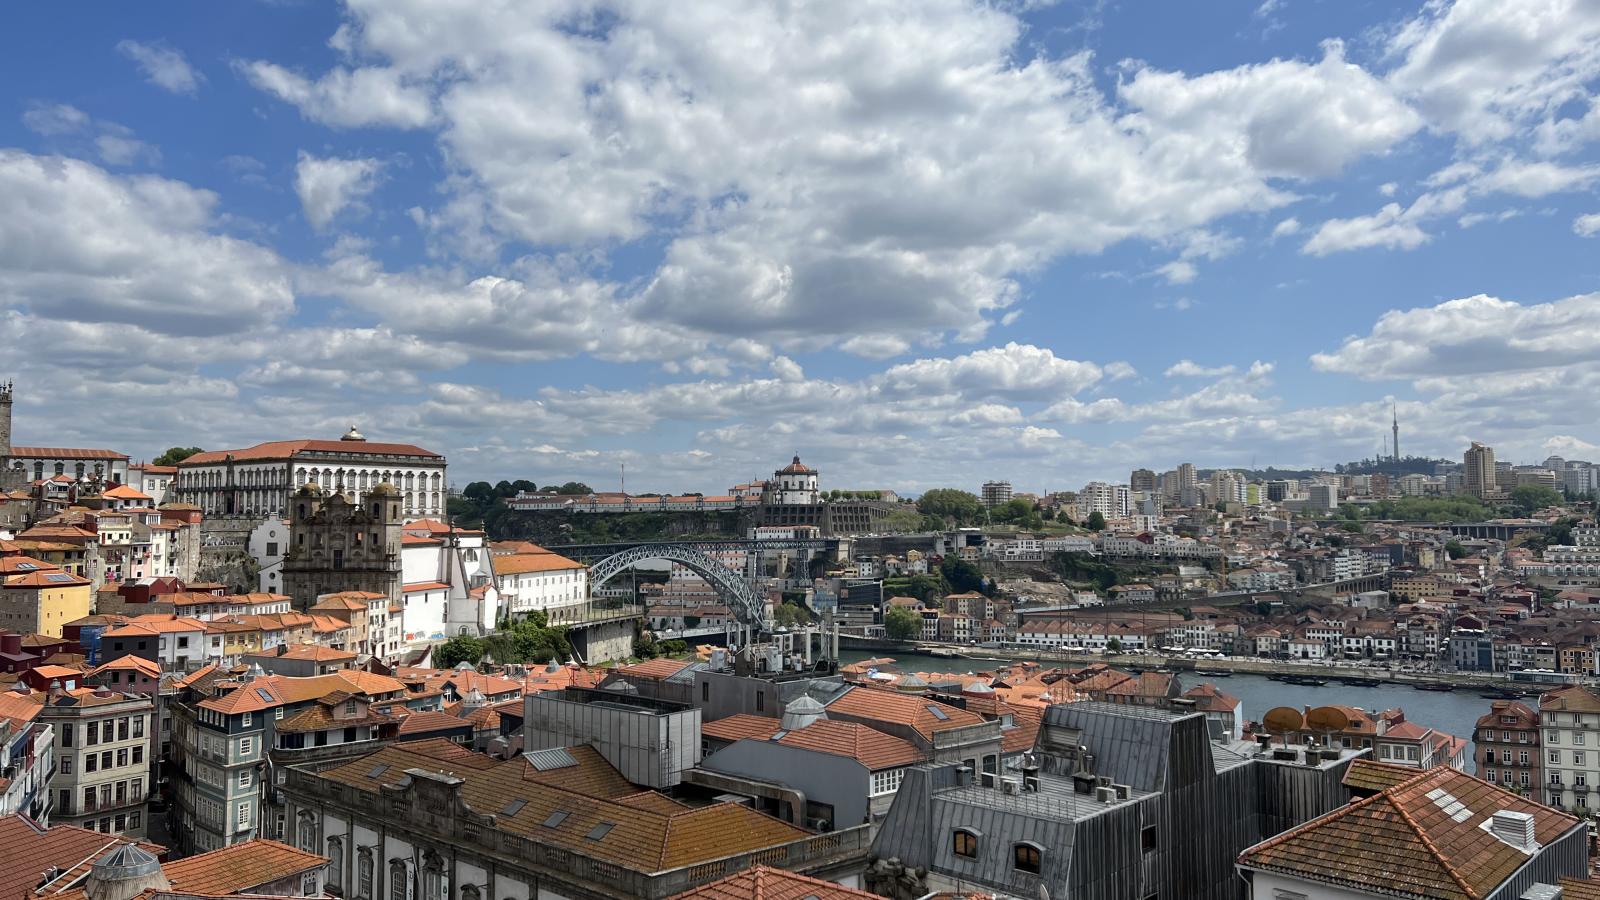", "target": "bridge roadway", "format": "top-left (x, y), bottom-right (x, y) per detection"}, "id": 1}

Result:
top-left (547, 537), bottom-right (838, 558)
